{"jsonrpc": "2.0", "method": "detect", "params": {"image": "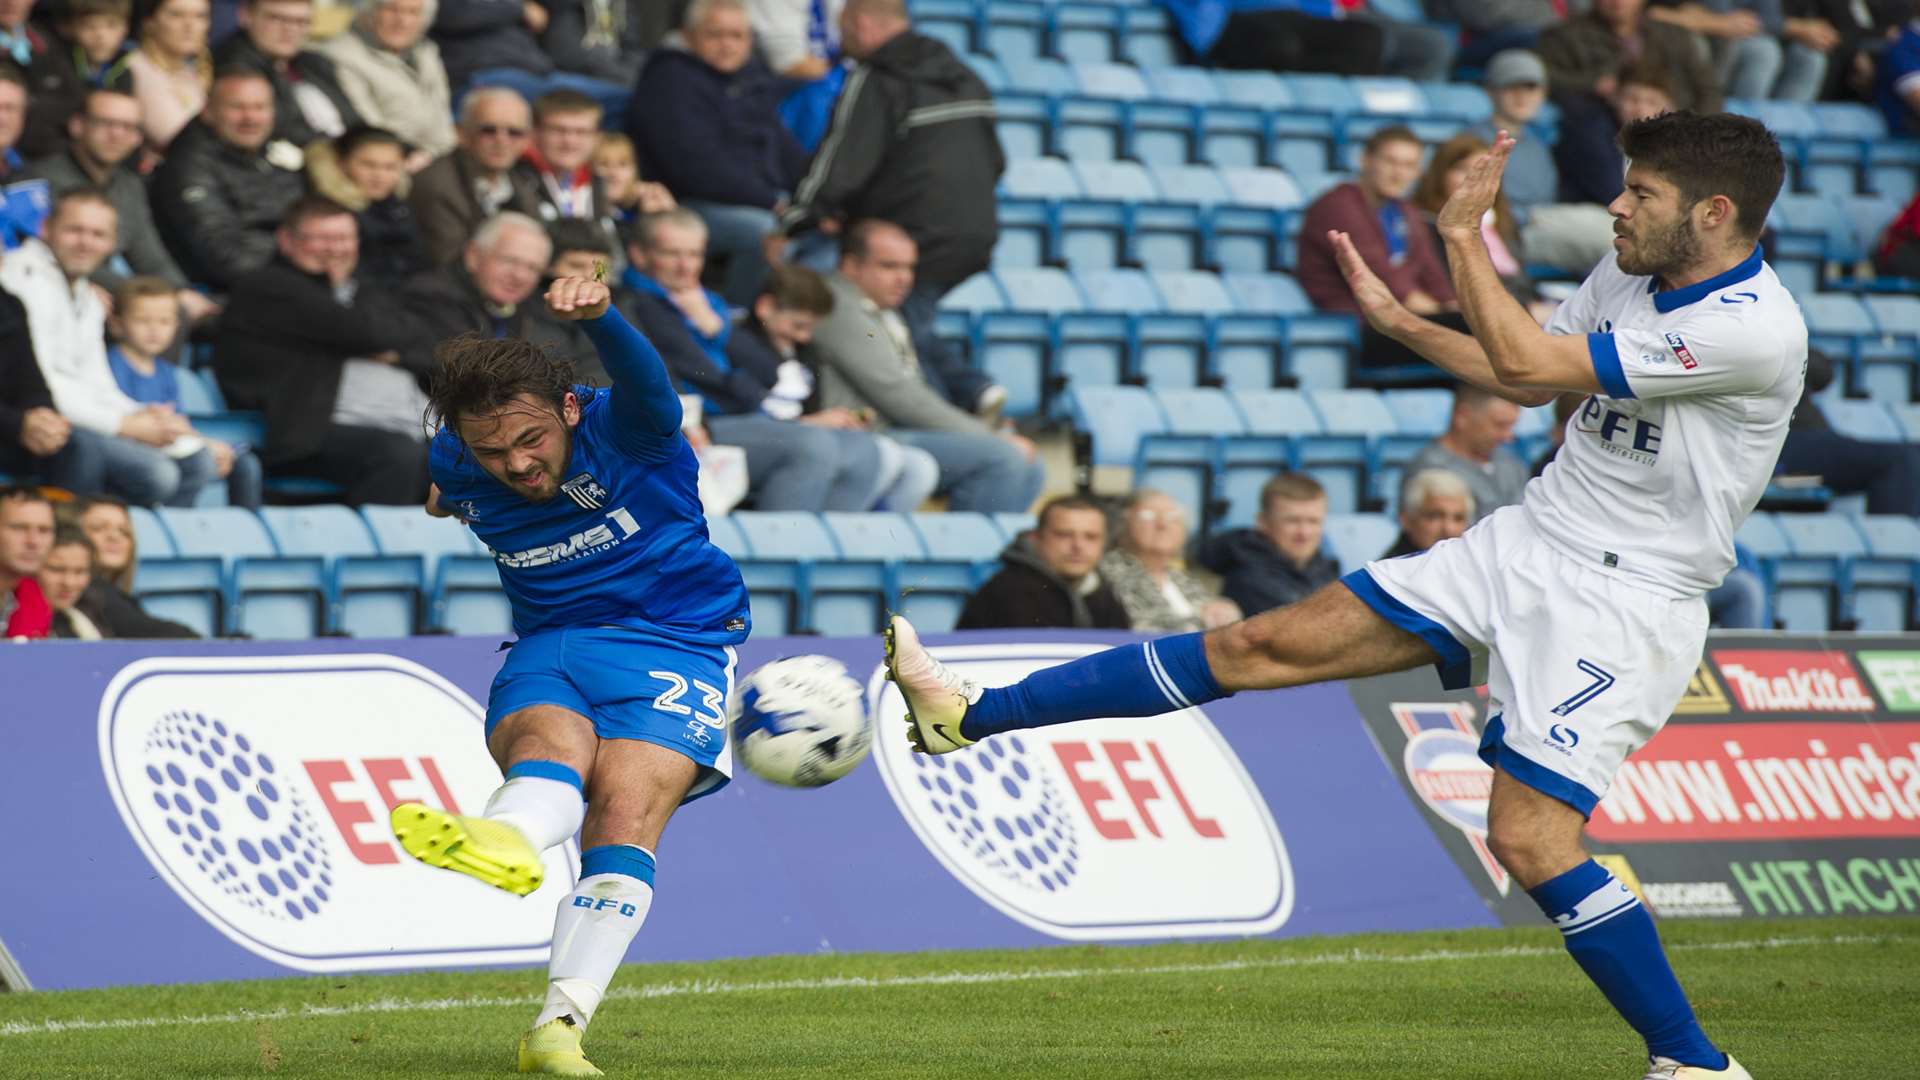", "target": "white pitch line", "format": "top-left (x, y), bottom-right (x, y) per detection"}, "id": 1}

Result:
top-left (0, 933), bottom-right (1897, 1039)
